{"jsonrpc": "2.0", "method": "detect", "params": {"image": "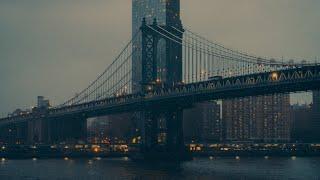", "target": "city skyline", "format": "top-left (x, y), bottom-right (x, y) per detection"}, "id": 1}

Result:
top-left (0, 1), bottom-right (320, 178)
top-left (1, 0), bottom-right (319, 115)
